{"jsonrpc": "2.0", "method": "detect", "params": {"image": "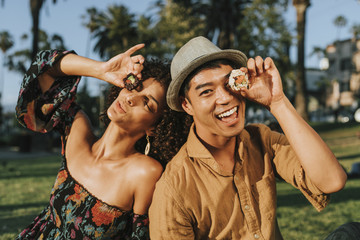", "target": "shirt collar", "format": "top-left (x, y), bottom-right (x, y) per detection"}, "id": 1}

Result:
top-left (186, 123), bottom-right (213, 159)
top-left (186, 123), bottom-right (249, 176)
